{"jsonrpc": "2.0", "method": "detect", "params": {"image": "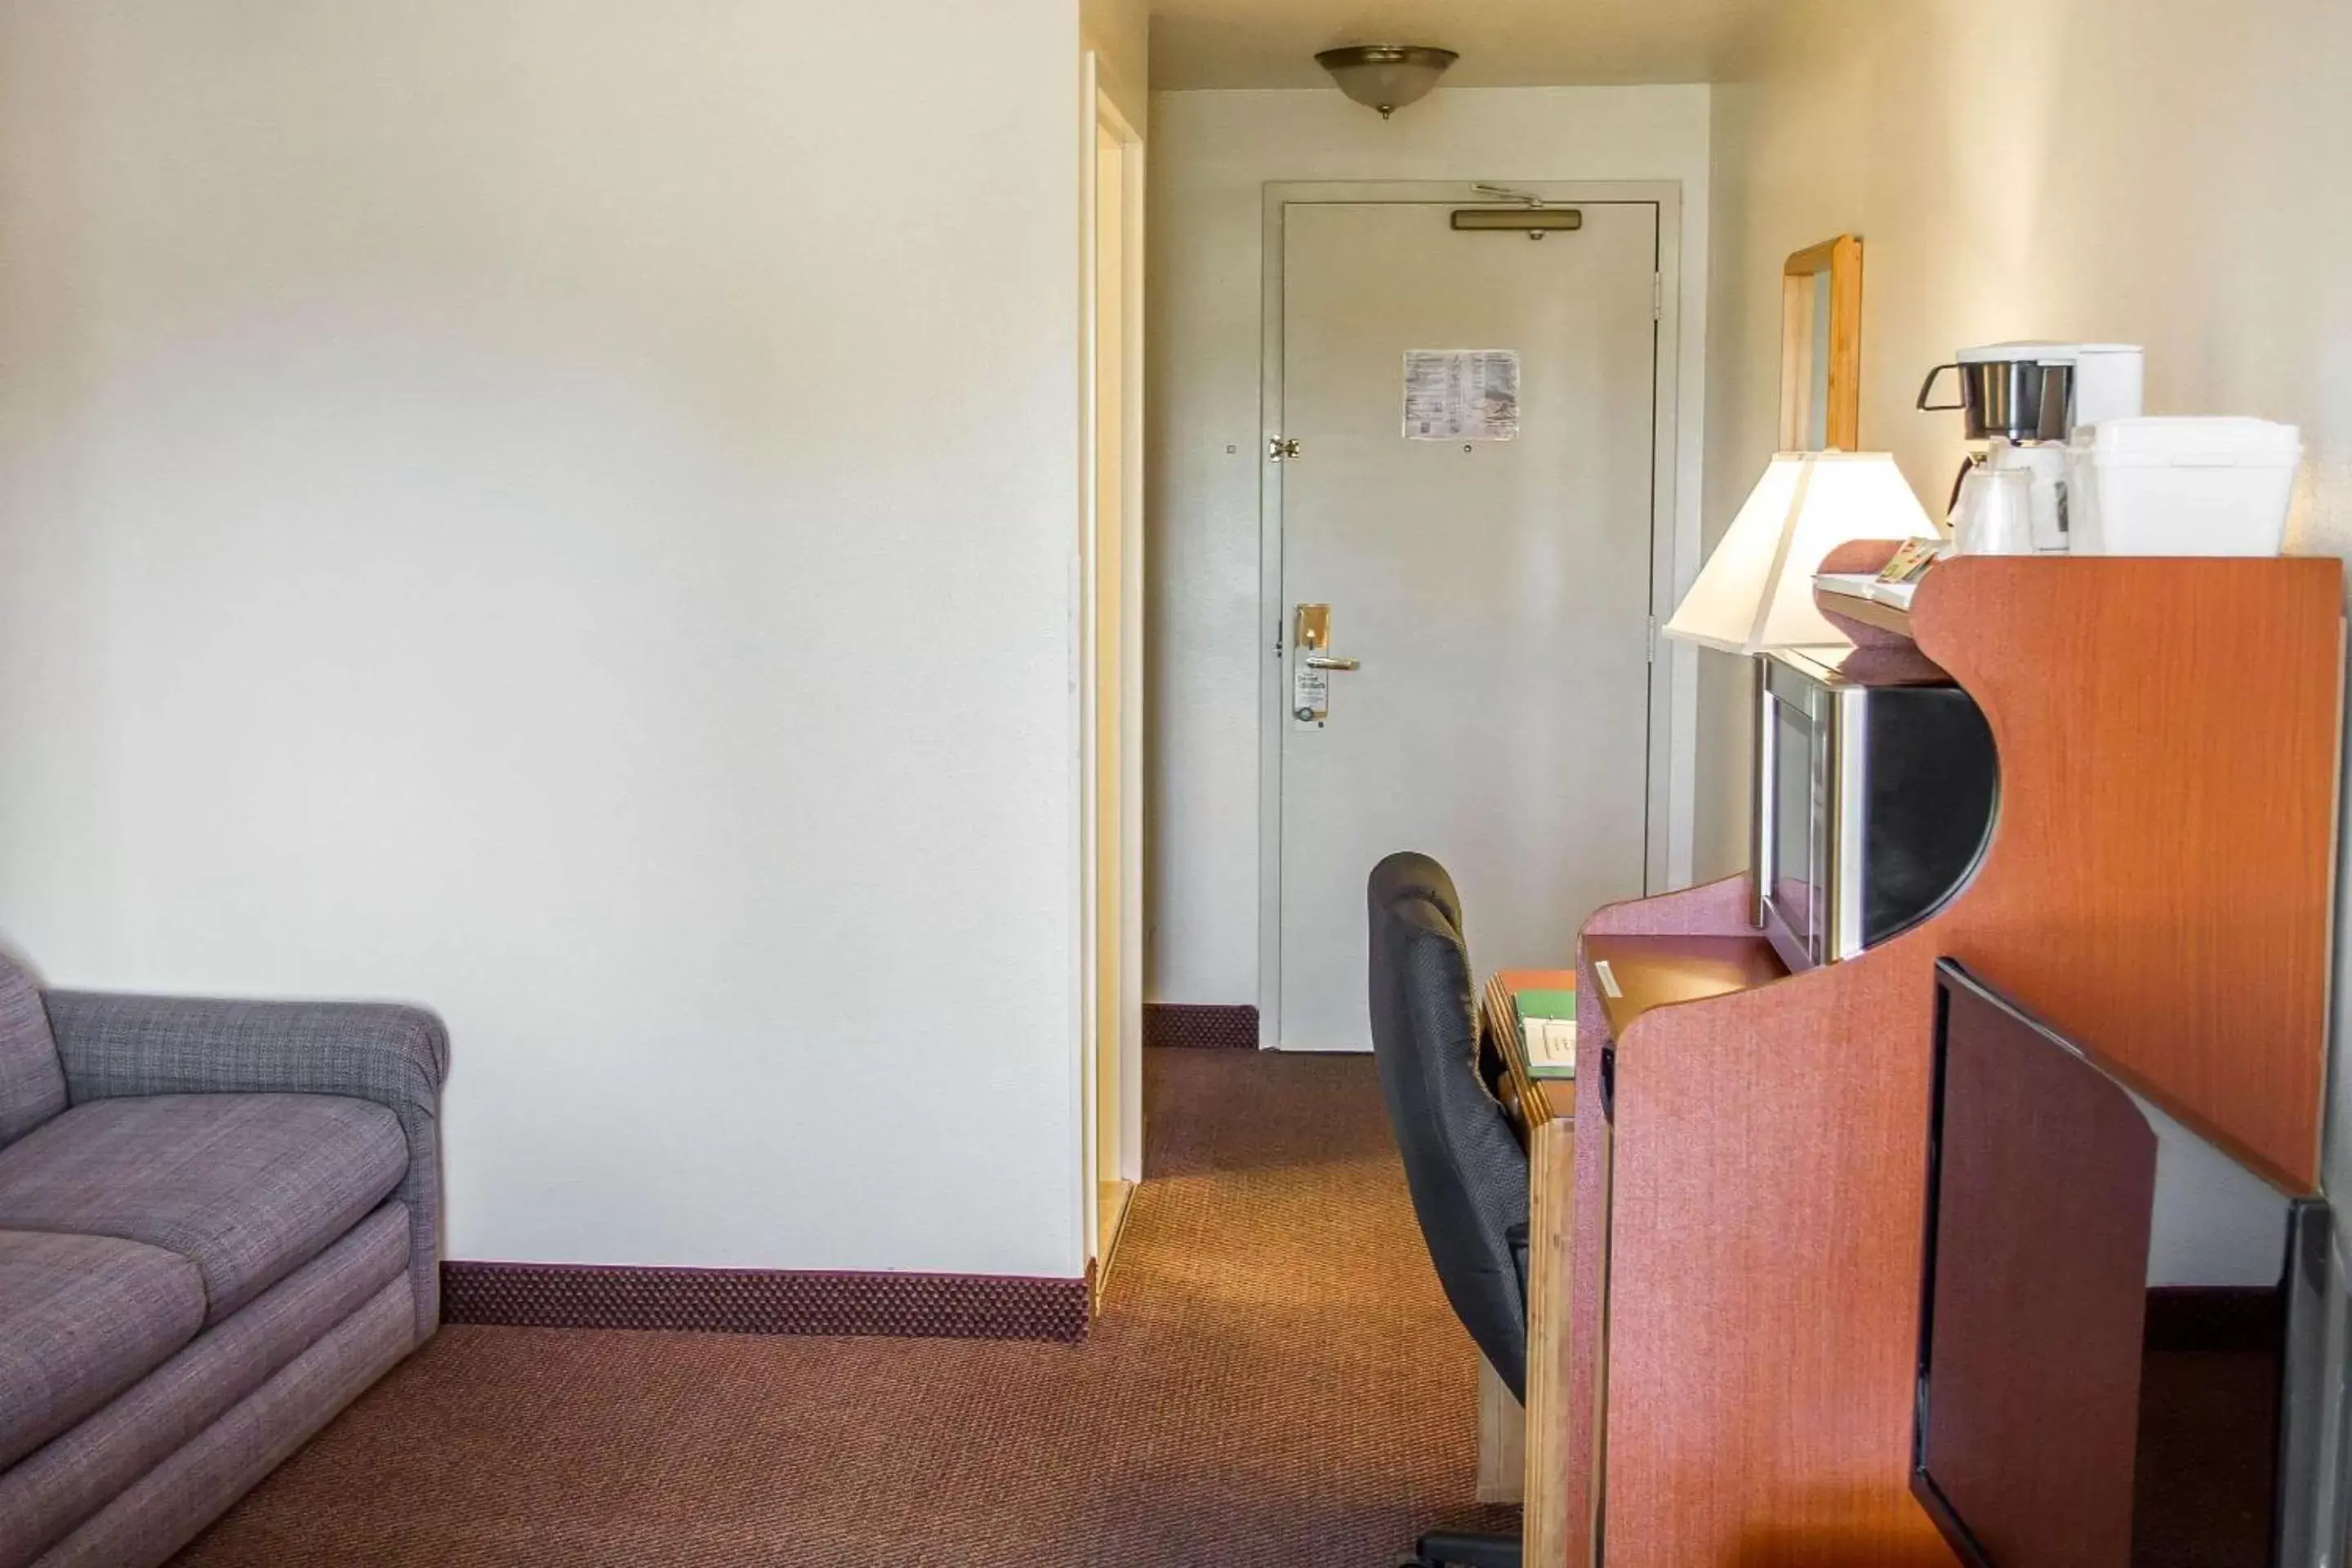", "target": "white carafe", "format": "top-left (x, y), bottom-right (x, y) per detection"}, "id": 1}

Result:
top-left (1918, 342), bottom-right (2145, 552)
top-left (1950, 466), bottom-right (2037, 556)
